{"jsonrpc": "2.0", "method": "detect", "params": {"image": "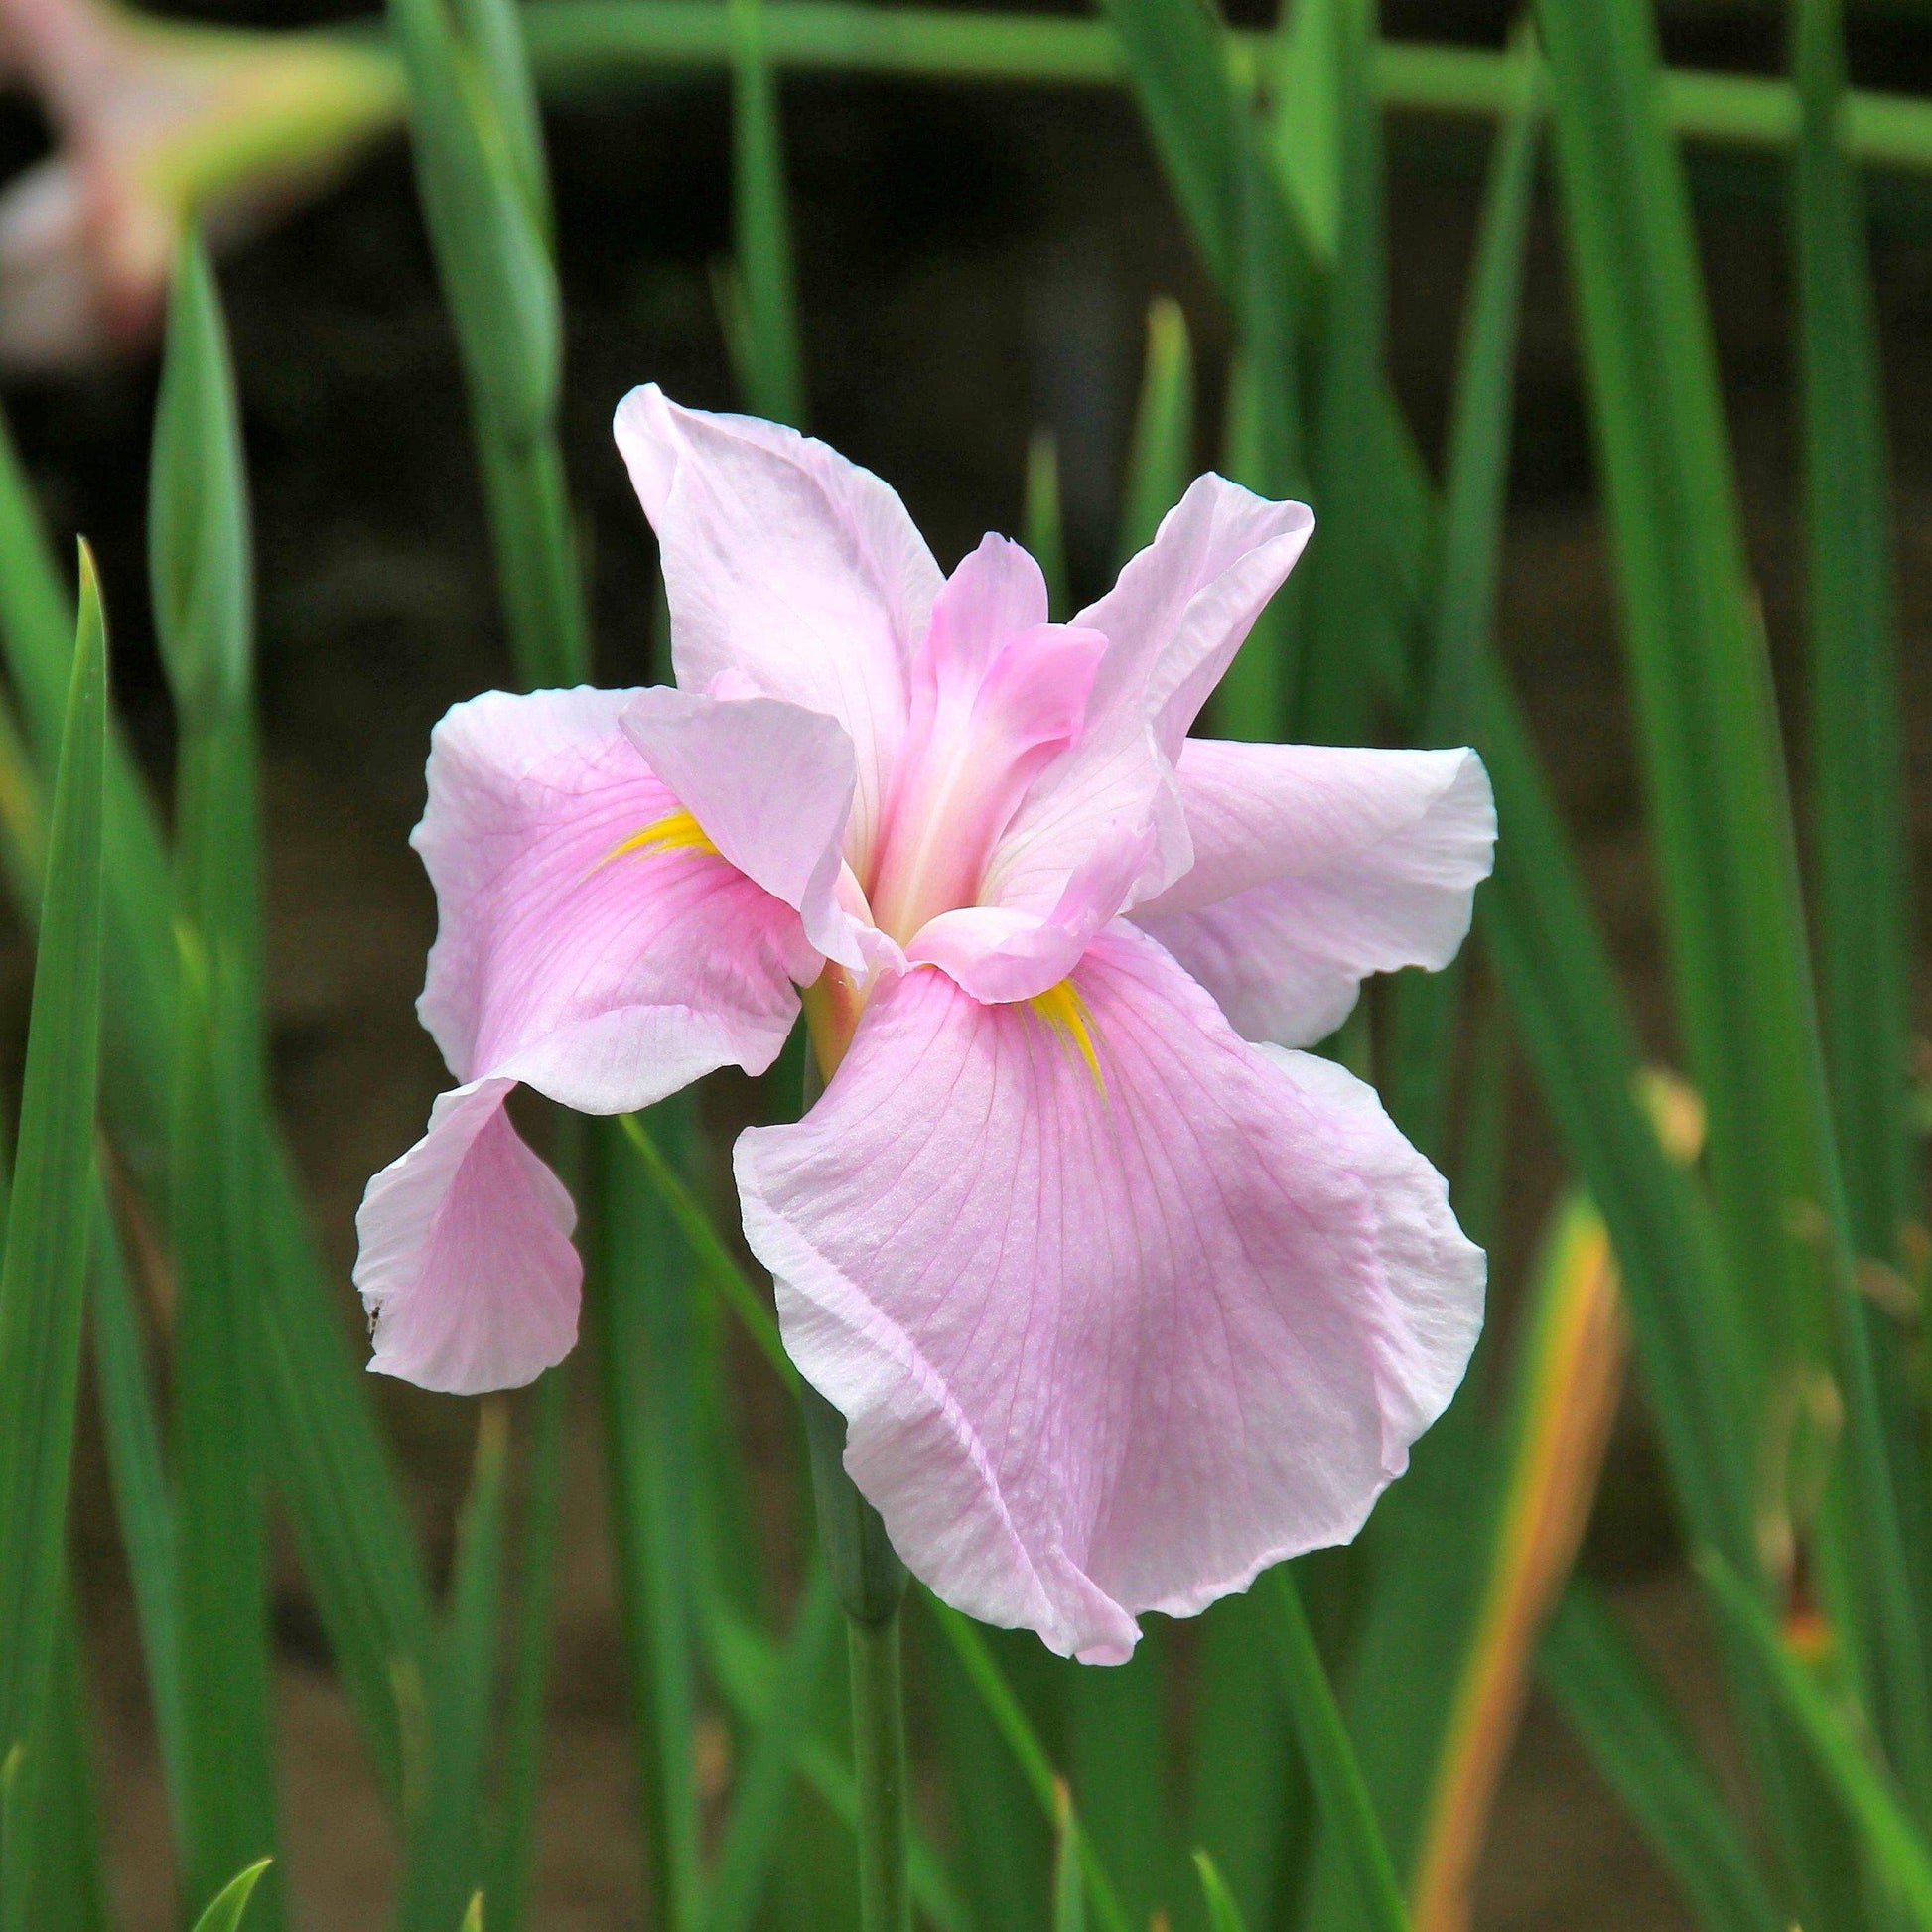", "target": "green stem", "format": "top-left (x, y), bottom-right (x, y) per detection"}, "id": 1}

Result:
top-left (797, 1386), bottom-right (911, 1930)
top-left (847, 1612), bottom-right (912, 1932)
